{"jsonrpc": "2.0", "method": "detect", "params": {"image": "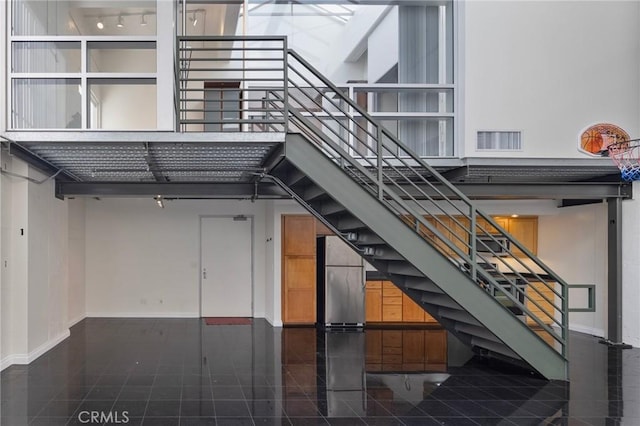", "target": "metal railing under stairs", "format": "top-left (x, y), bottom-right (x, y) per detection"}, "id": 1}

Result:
top-left (176, 36), bottom-right (568, 360)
